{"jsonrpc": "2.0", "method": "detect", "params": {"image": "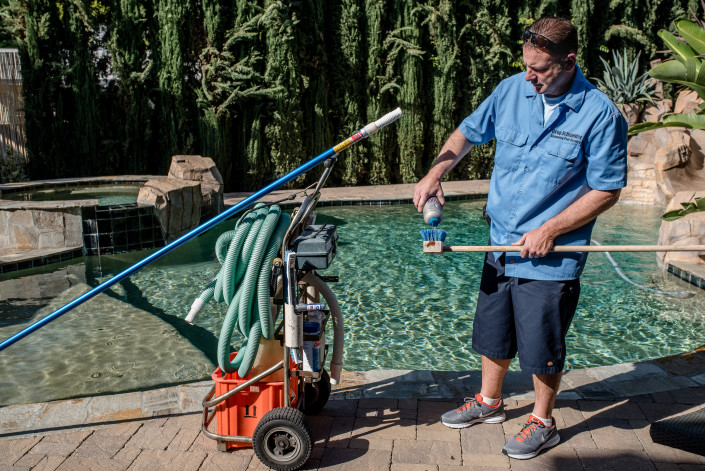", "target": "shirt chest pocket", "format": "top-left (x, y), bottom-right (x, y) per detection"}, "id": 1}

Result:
top-left (539, 140), bottom-right (582, 184)
top-left (494, 127), bottom-right (529, 171)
